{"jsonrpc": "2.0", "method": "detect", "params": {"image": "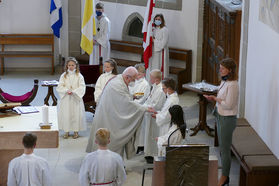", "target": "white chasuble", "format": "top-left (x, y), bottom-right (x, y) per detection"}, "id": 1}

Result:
top-left (86, 75), bottom-right (147, 159)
